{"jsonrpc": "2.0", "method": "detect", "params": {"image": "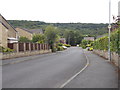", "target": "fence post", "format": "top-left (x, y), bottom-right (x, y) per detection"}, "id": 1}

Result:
top-left (33, 43), bottom-right (35, 51)
top-left (37, 43), bottom-right (39, 50)
top-left (24, 43), bottom-right (26, 52)
top-left (29, 43), bottom-right (31, 51)
top-left (16, 43), bottom-right (19, 53)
